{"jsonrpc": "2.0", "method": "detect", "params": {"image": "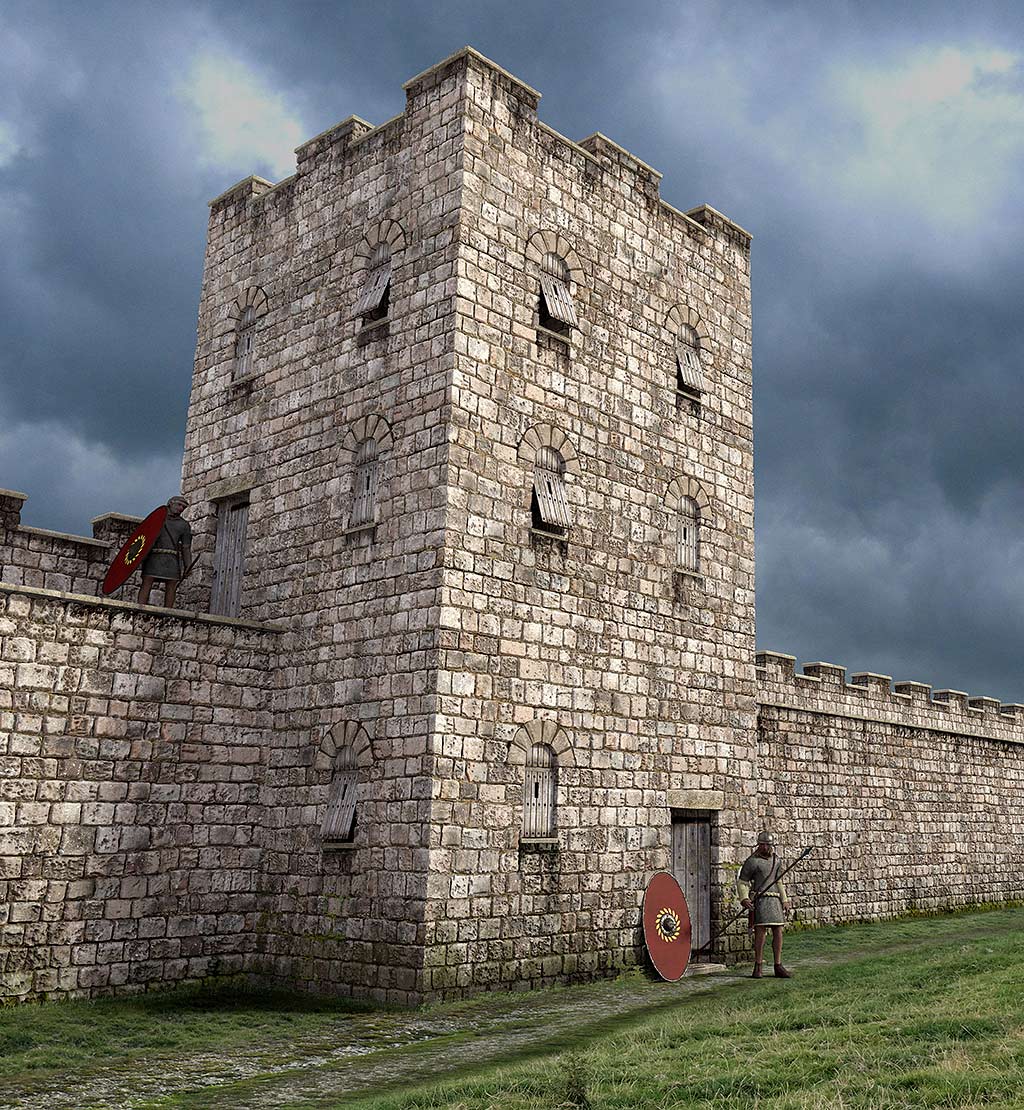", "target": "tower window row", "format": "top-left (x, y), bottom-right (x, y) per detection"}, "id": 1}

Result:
top-left (320, 723), bottom-right (568, 847)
